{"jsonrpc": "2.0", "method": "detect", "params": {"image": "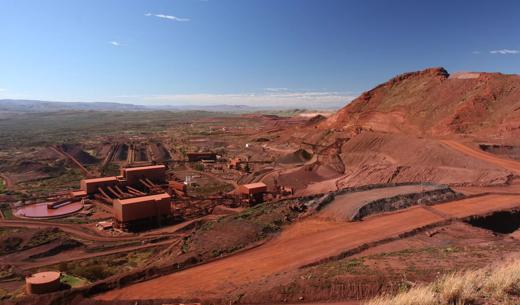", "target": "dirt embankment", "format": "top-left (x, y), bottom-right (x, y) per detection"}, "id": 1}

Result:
top-left (60, 144), bottom-right (99, 165)
top-left (149, 142), bottom-right (171, 162)
top-left (479, 144), bottom-right (520, 161)
top-left (333, 132), bottom-right (513, 187)
top-left (351, 187), bottom-right (463, 221)
top-left (317, 183), bottom-right (444, 222)
top-left (277, 149), bottom-right (313, 165)
top-left (95, 187), bottom-right (520, 302)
